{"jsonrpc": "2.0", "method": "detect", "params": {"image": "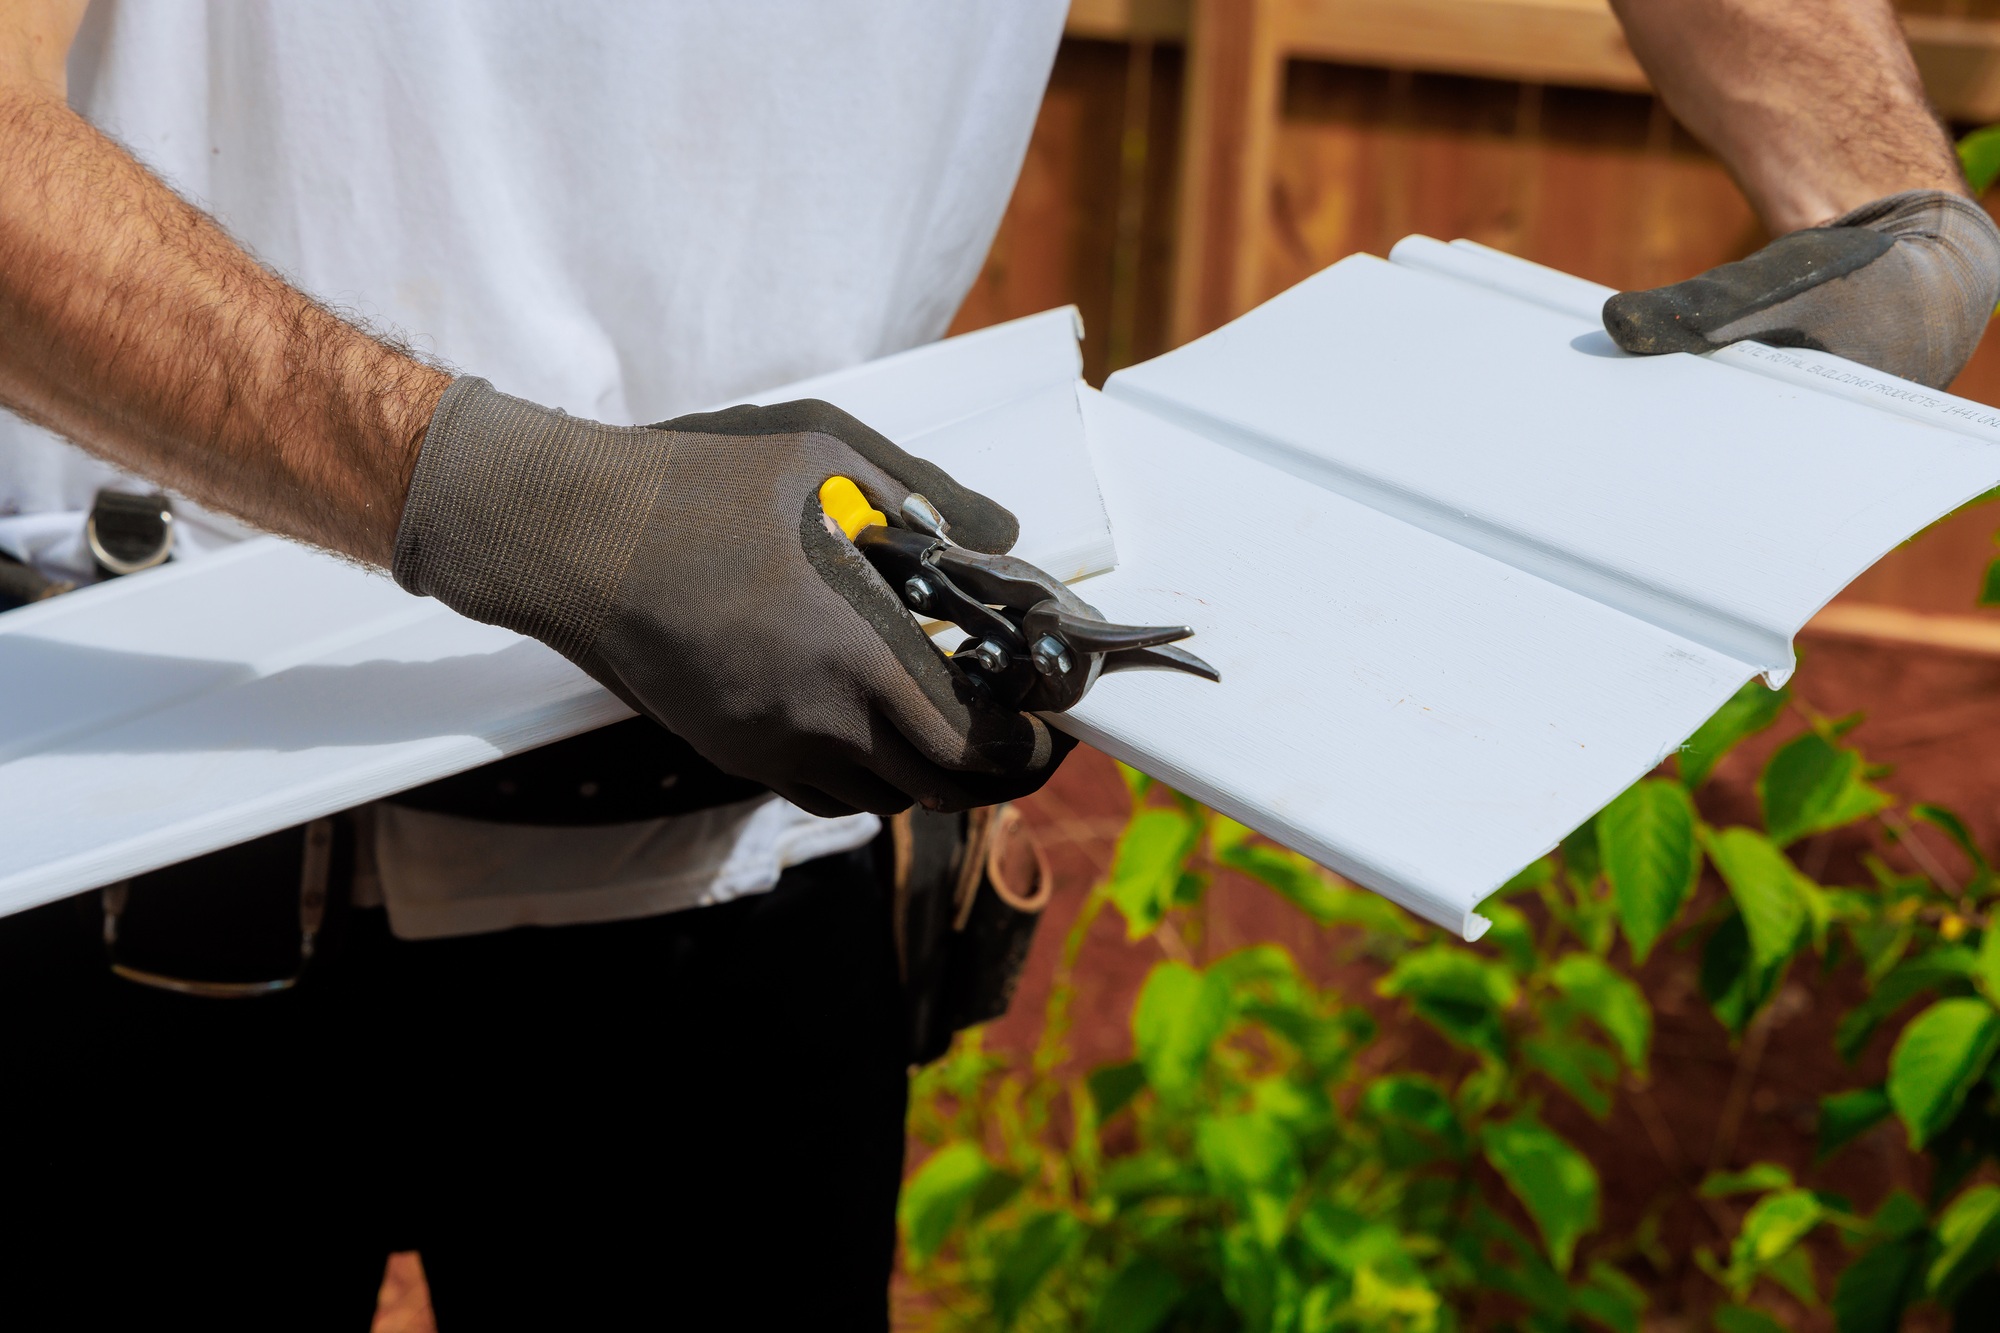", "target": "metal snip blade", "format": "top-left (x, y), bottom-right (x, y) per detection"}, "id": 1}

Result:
top-left (1048, 608), bottom-right (1195, 656)
top-left (1098, 642), bottom-right (1221, 682)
